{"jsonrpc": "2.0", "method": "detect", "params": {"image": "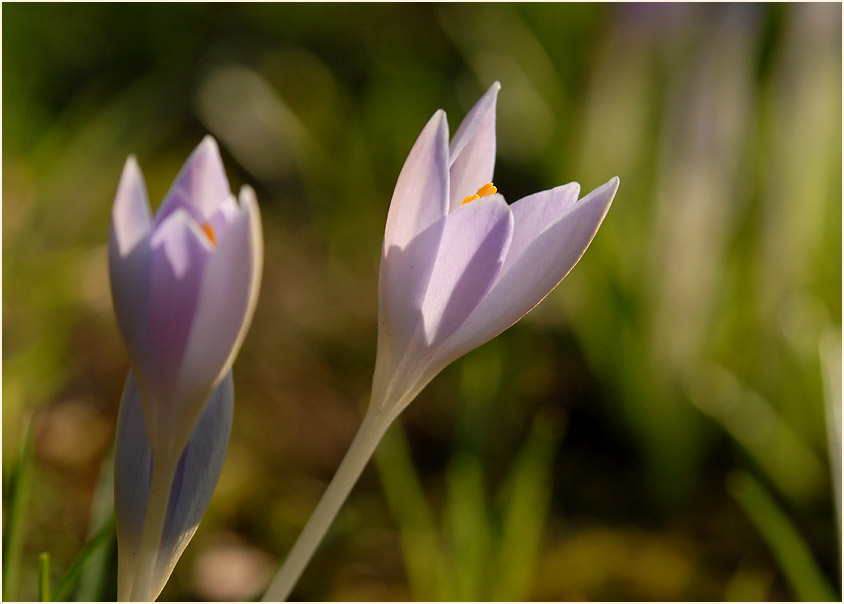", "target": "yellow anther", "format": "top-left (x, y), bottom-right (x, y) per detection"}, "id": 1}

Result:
top-left (200, 222), bottom-right (216, 246)
top-left (461, 182), bottom-right (498, 206)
